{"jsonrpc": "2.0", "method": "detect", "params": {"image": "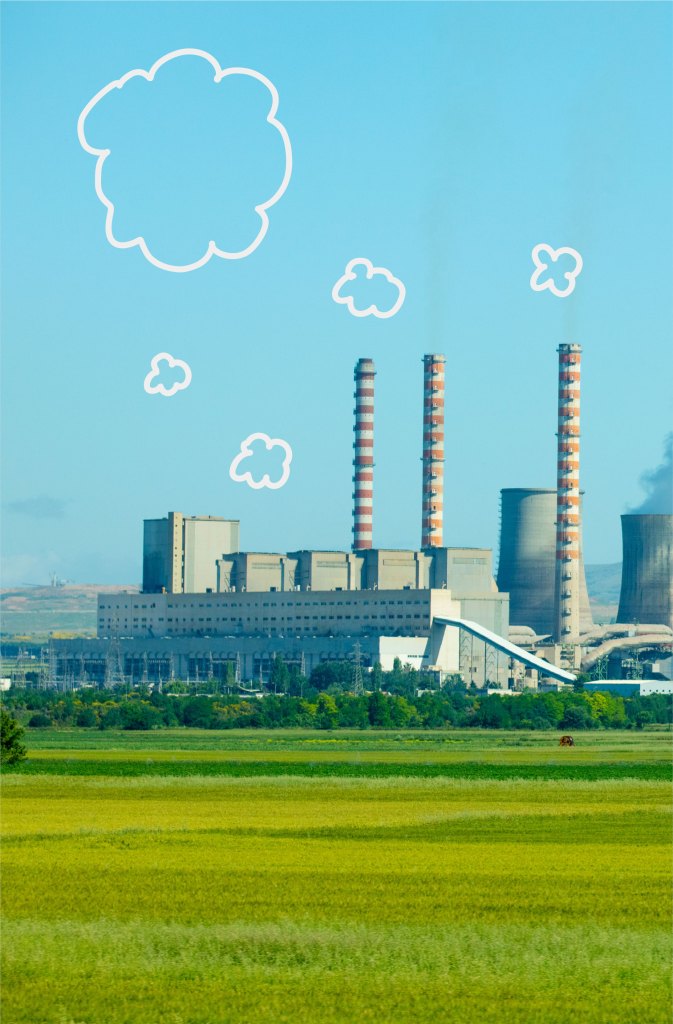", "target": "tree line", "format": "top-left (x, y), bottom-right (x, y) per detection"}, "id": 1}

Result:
top-left (3, 656), bottom-right (670, 732)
